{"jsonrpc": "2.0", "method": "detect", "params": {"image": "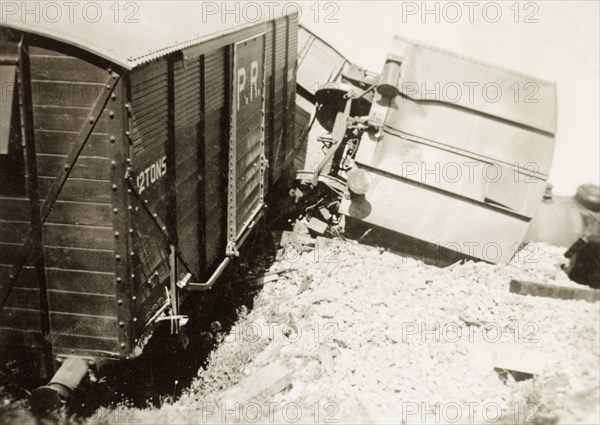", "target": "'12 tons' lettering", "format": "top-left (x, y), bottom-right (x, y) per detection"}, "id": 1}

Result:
top-left (137, 156), bottom-right (166, 194)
